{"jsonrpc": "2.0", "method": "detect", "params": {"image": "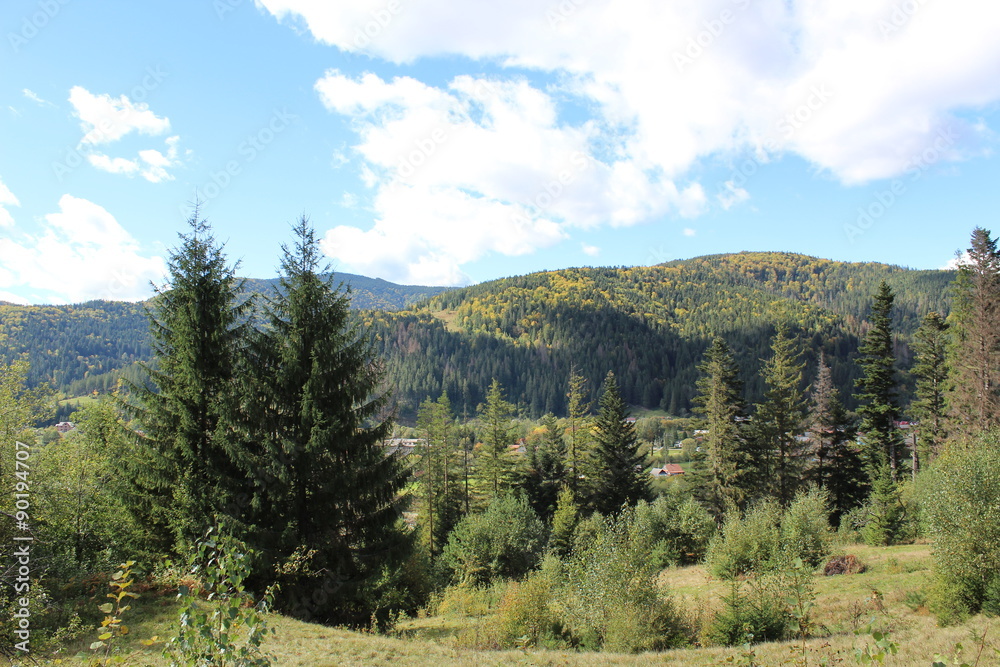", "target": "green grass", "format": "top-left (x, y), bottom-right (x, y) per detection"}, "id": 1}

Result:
top-left (41, 543), bottom-right (1000, 666)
